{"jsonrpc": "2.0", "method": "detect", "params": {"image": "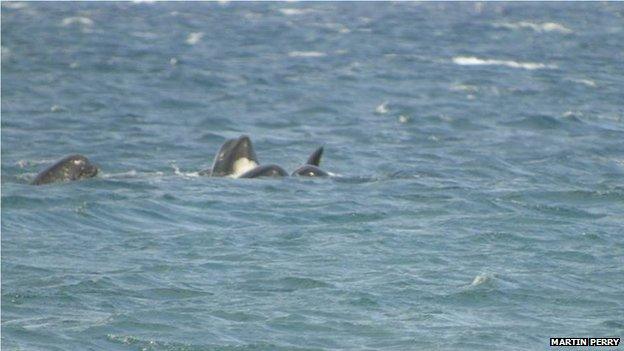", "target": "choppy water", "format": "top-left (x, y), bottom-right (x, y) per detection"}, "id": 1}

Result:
top-left (2, 2), bottom-right (624, 350)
